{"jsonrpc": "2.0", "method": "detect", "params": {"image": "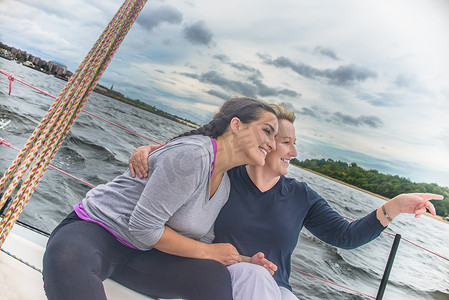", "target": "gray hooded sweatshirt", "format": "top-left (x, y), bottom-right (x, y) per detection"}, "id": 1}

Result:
top-left (81, 135), bottom-right (230, 250)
